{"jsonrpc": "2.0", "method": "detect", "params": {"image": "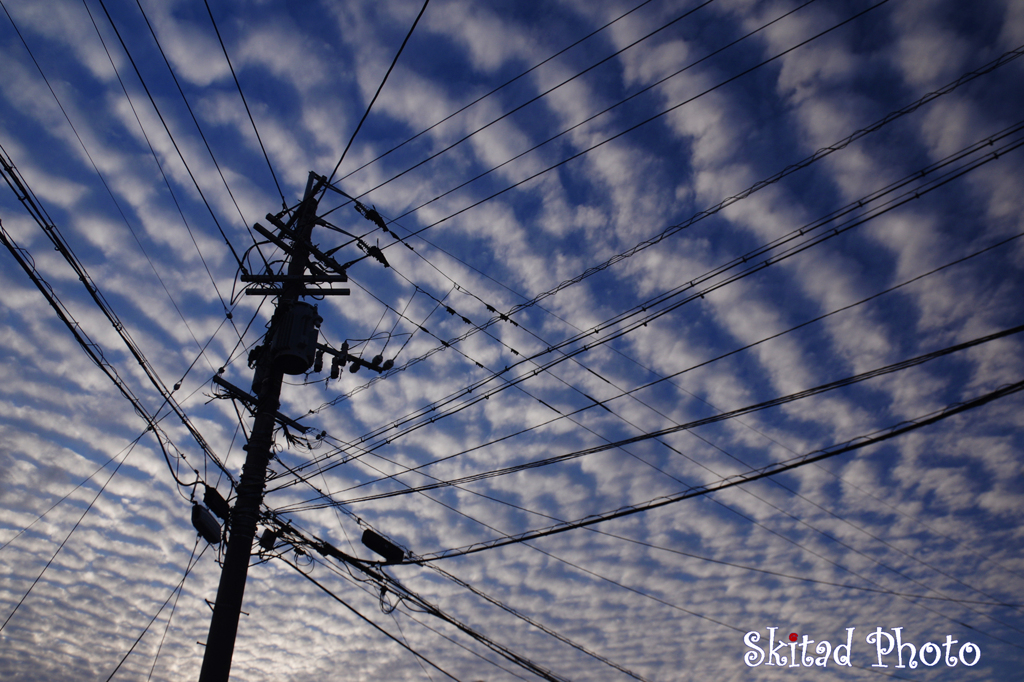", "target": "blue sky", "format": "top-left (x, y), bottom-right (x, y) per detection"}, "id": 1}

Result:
top-left (1, 0), bottom-right (1023, 680)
